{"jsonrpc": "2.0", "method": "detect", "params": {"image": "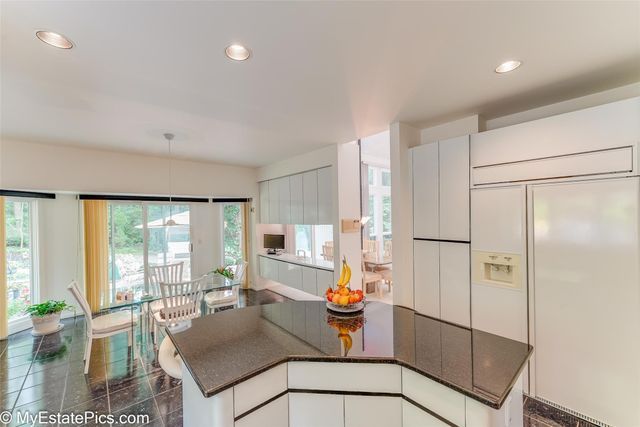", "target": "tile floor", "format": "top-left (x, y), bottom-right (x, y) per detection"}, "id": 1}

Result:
top-left (2, 289), bottom-right (595, 427)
